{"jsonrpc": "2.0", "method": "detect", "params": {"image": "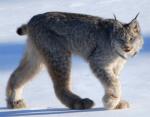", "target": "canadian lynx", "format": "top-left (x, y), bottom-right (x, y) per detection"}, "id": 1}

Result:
top-left (6, 12), bottom-right (143, 109)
